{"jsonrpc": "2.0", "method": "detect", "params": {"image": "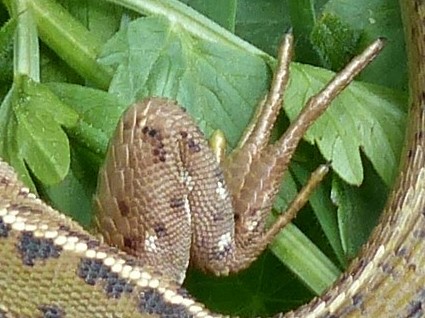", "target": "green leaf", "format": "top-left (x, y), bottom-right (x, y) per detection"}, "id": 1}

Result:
top-left (235, 0), bottom-right (290, 55)
top-left (291, 160), bottom-right (346, 267)
top-left (323, 0), bottom-right (405, 89)
top-left (0, 18), bottom-right (15, 85)
top-left (0, 76), bottom-right (78, 187)
top-left (99, 16), bottom-right (270, 148)
top-left (332, 157), bottom-right (387, 259)
top-left (284, 65), bottom-right (406, 186)
top-left (46, 82), bottom-right (128, 155)
top-left (183, 0), bottom-right (237, 32)
top-left (41, 143), bottom-right (101, 228)
top-left (58, 0), bottom-right (124, 42)
top-left (310, 13), bottom-right (361, 71)
top-left (186, 251), bottom-right (314, 315)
